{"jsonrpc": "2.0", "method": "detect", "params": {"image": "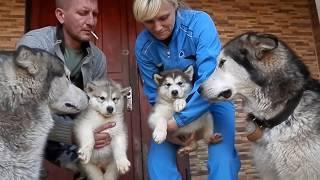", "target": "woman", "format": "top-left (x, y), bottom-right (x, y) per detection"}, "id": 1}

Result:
top-left (133, 0), bottom-right (241, 179)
